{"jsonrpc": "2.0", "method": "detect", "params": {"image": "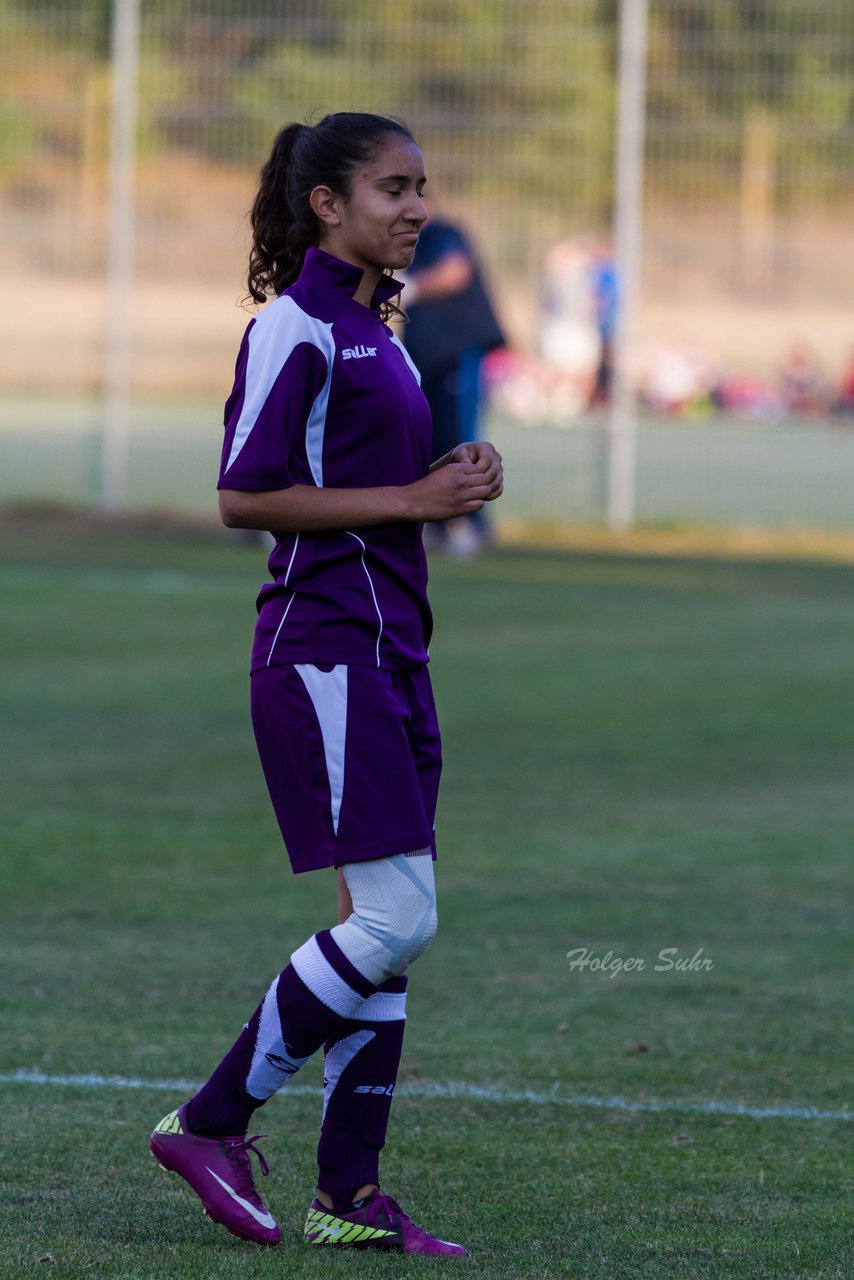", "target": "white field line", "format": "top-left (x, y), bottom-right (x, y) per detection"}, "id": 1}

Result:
top-left (0, 1069), bottom-right (849, 1122)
